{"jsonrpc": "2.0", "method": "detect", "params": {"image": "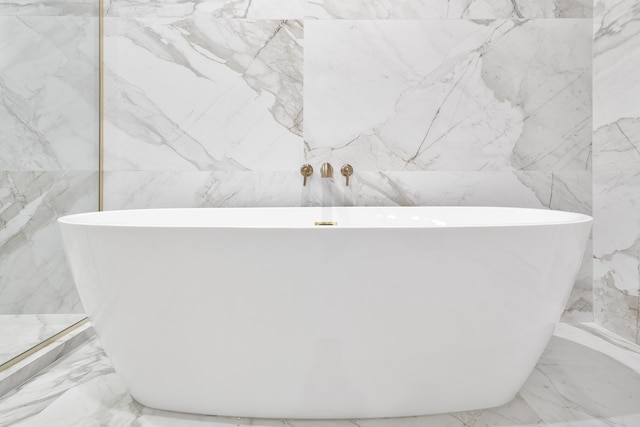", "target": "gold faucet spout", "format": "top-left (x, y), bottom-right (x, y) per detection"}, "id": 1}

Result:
top-left (320, 162), bottom-right (333, 178)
